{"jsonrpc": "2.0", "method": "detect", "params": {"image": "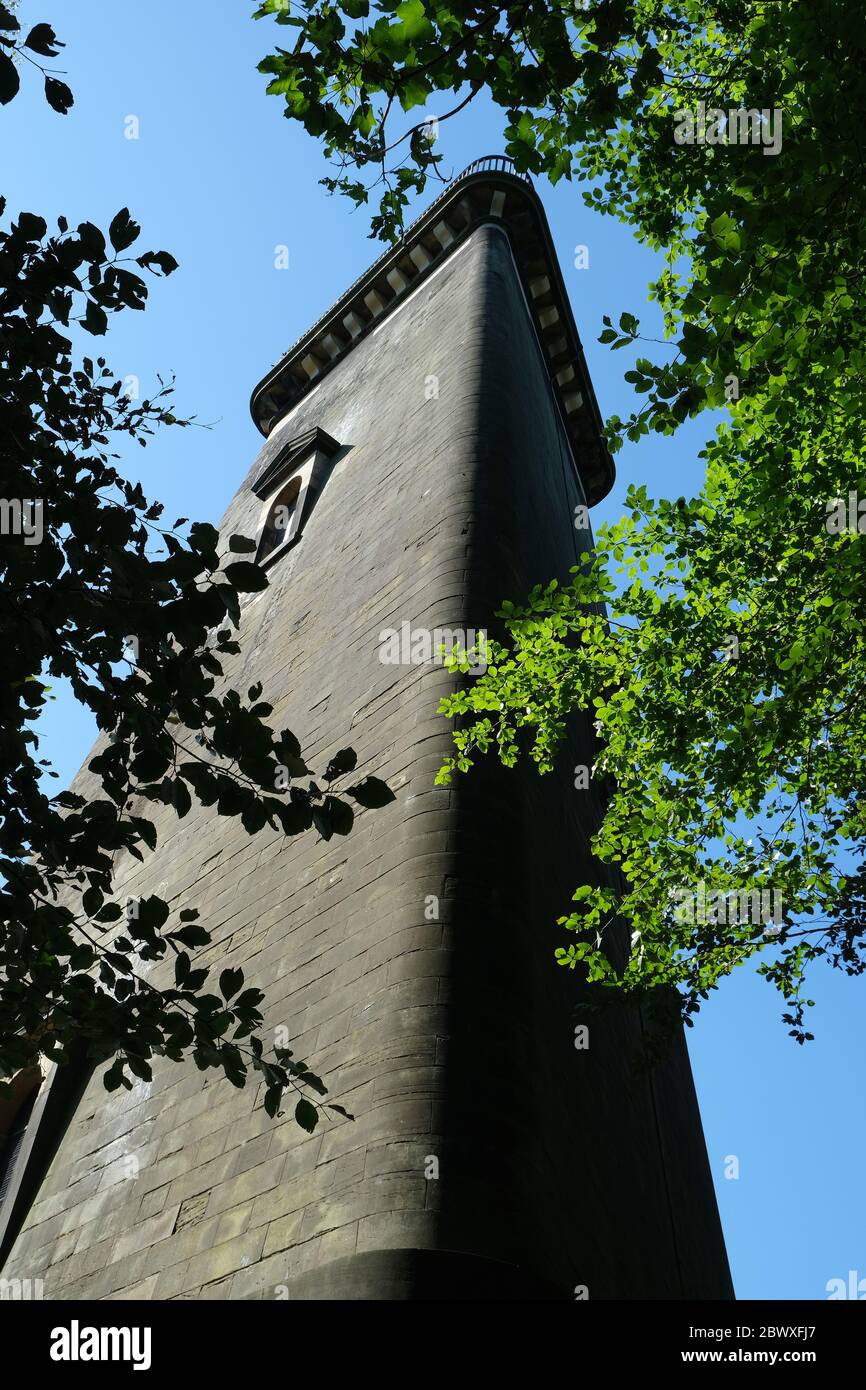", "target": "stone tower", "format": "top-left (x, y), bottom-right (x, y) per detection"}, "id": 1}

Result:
top-left (1, 160), bottom-right (733, 1300)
